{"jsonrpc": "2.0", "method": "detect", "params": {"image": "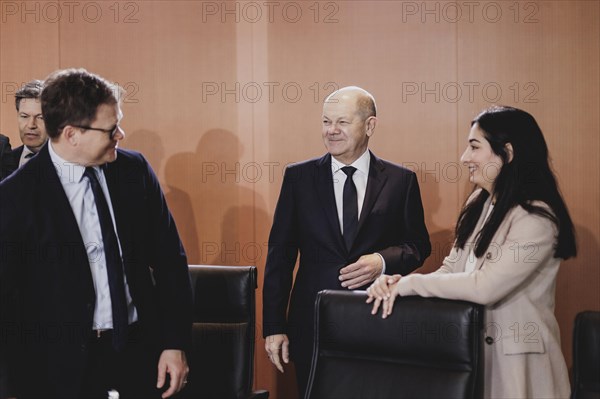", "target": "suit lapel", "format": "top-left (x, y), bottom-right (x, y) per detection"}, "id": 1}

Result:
top-left (35, 145), bottom-right (82, 240)
top-left (103, 155), bottom-right (134, 275)
top-left (35, 145), bottom-right (92, 284)
top-left (315, 154), bottom-right (345, 250)
top-left (357, 152), bottom-right (387, 234)
top-left (474, 196), bottom-right (494, 270)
